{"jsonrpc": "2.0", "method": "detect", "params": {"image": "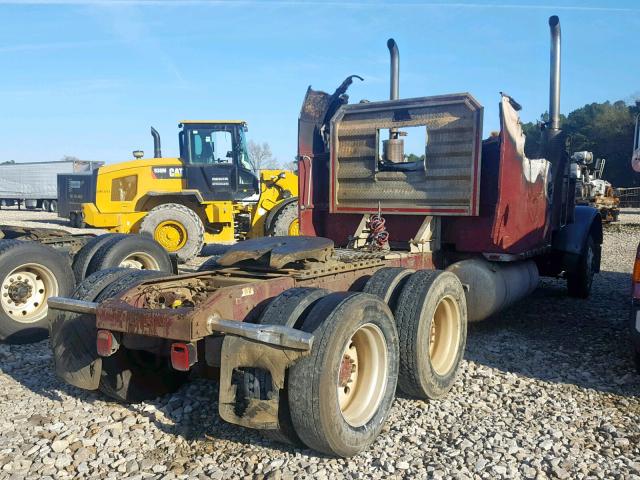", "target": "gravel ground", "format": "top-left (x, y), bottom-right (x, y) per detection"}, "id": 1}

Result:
top-left (0, 209), bottom-right (639, 479)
